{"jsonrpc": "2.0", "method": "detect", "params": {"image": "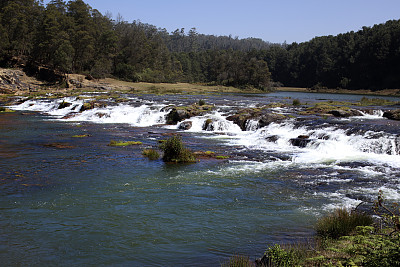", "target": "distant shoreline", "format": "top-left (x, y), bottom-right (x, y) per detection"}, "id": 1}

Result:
top-left (276, 86), bottom-right (400, 96)
top-left (2, 67), bottom-right (400, 98)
